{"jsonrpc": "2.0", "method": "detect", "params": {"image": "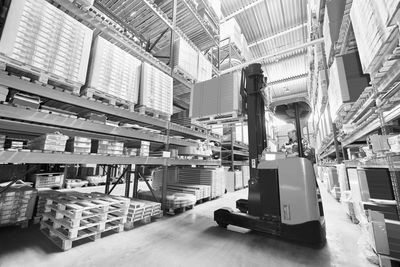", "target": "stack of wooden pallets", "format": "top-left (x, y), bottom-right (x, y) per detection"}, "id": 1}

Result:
top-left (124, 198), bottom-right (162, 230)
top-left (39, 191), bottom-right (129, 251)
top-left (34, 190), bottom-right (64, 224)
top-left (0, 185), bottom-right (37, 228)
top-left (167, 184), bottom-right (211, 202)
top-left (138, 190), bottom-right (196, 215)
